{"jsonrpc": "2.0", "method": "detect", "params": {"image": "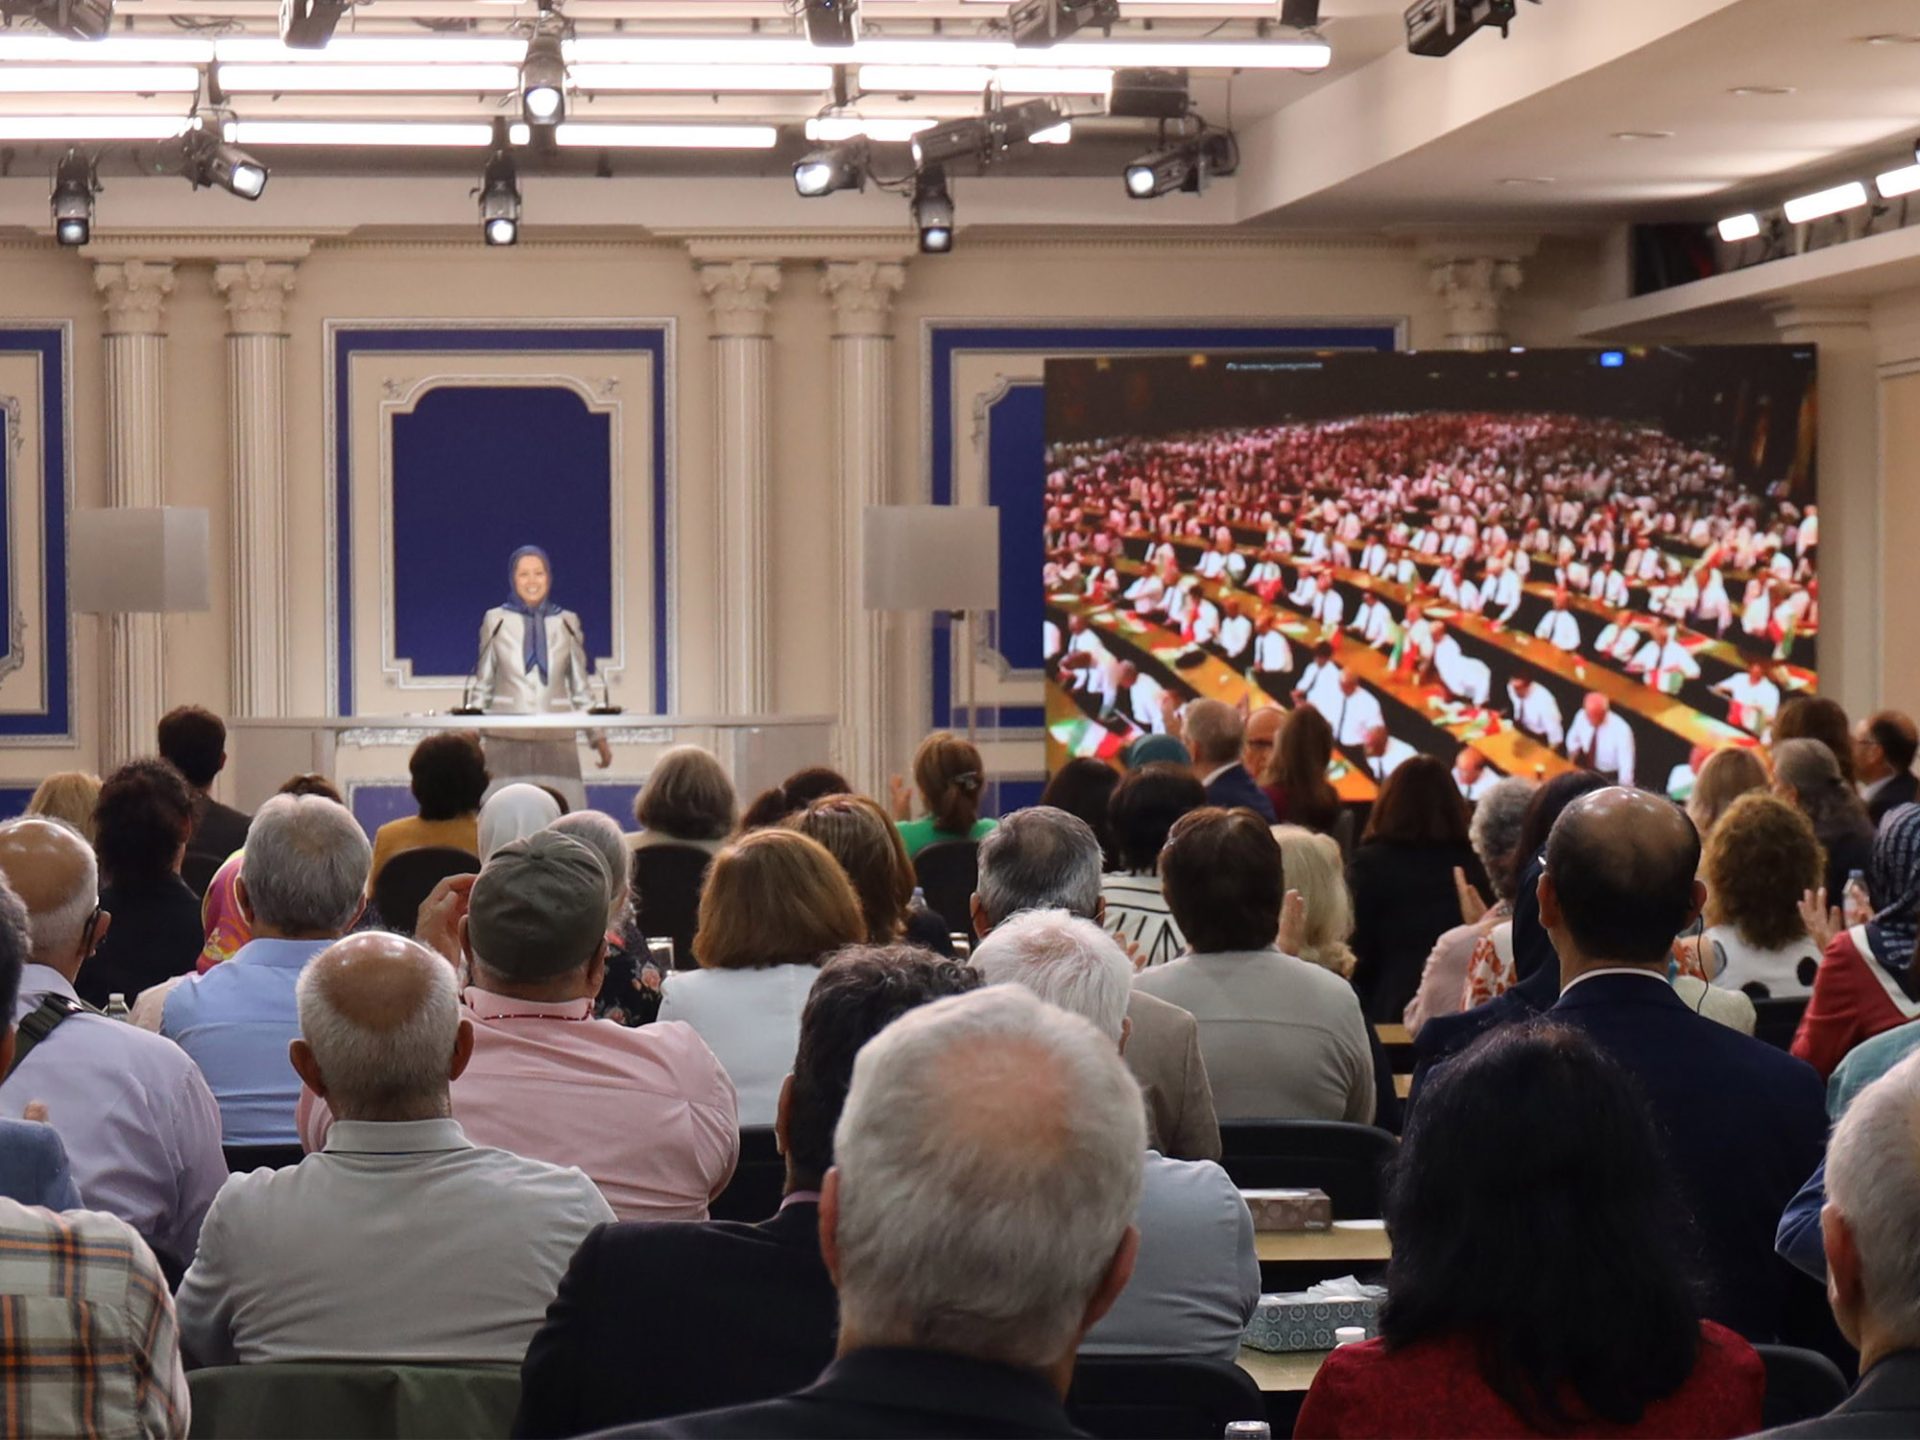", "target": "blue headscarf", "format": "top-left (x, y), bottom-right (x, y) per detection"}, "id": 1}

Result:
top-left (1866, 803), bottom-right (1920, 985)
top-left (503, 545), bottom-right (558, 684)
